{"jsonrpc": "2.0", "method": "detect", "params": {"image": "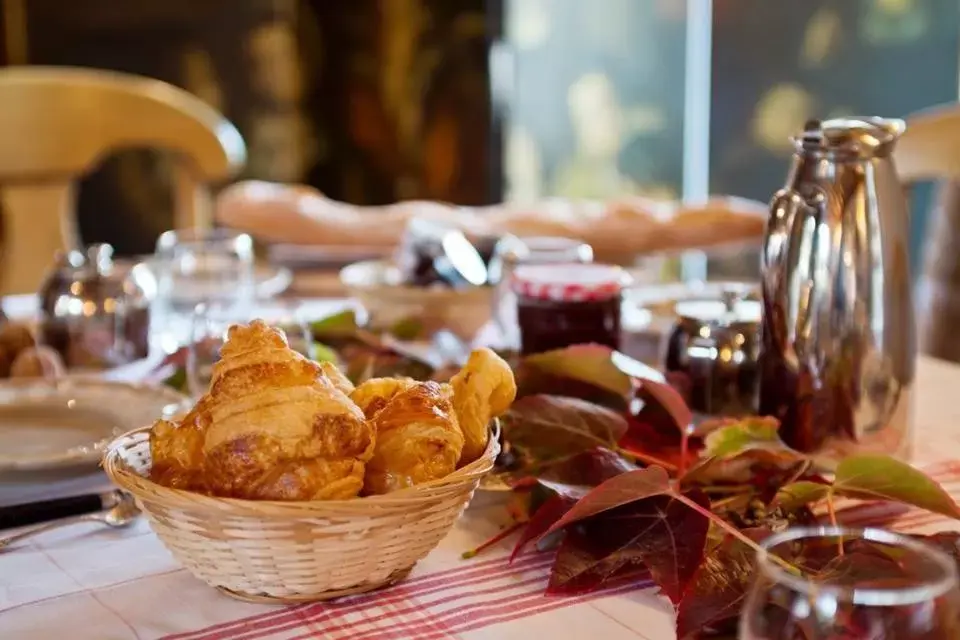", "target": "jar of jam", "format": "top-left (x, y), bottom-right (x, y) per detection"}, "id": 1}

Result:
top-left (492, 236), bottom-right (594, 349)
top-left (511, 263), bottom-right (627, 356)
